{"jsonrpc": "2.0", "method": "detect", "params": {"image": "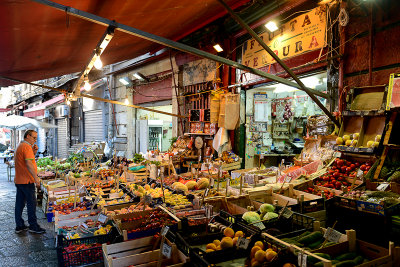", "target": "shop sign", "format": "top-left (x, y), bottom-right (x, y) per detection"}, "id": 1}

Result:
top-left (242, 6), bottom-right (327, 69)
